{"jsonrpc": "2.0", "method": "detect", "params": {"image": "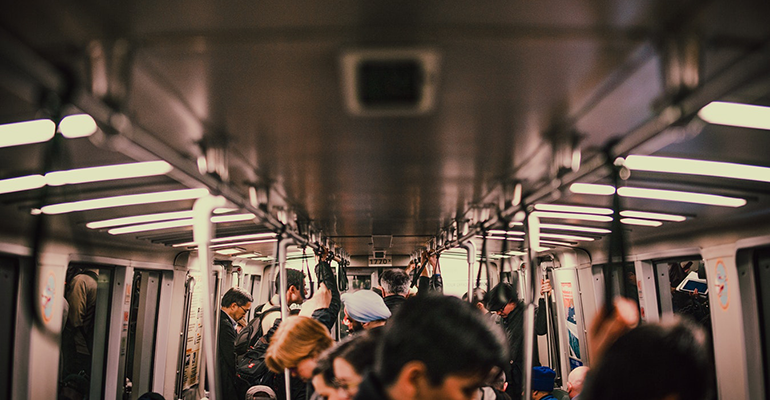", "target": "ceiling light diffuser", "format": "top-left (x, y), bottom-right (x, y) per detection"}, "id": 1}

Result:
top-left (211, 213), bottom-right (256, 223)
top-left (619, 210), bottom-right (686, 222)
top-left (534, 204), bottom-right (613, 215)
top-left (570, 183), bottom-right (616, 195)
top-left (209, 239), bottom-right (278, 249)
top-left (533, 211), bottom-right (613, 222)
top-left (41, 188), bottom-right (209, 214)
top-left (620, 218), bottom-right (663, 227)
top-left (698, 101), bottom-right (770, 131)
top-left (88, 210), bottom-right (194, 229)
top-left (46, 161), bottom-right (173, 186)
top-left (108, 219), bottom-right (194, 235)
top-left (0, 119), bottom-right (55, 148)
top-left (215, 248), bottom-right (246, 255)
top-left (487, 230), bottom-right (525, 236)
top-left (617, 187), bottom-right (746, 207)
top-left (540, 233), bottom-right (595, 242)
top-left (0, 175), bottom-right (46, 194)
top-left (540, 240), bottom-right (576, 247)
top-left (540, 223), bottom-right (611, 234)
top-left (623, 155), bottom-right (770, 183)
top-left (59, 114), bottom-right (98, 138)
